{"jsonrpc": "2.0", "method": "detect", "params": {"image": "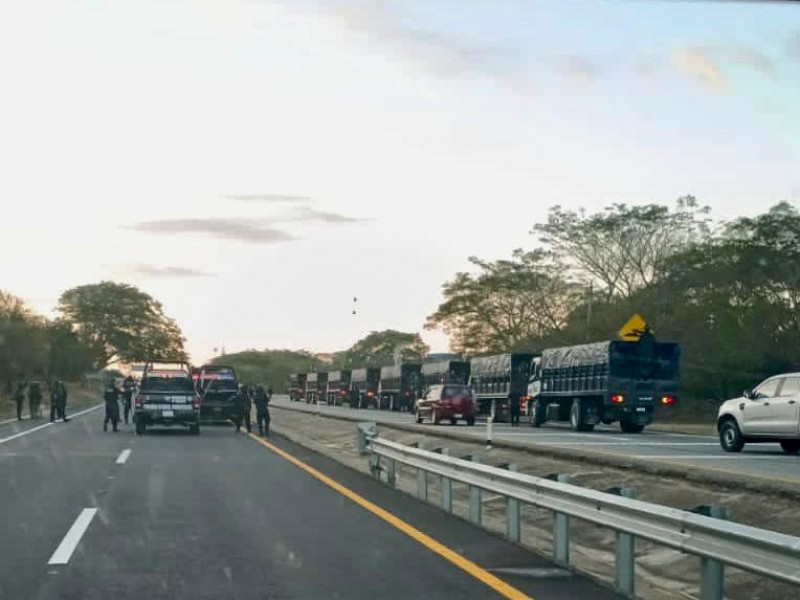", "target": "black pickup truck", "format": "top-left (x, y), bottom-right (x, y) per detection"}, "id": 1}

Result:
top-left (197, 364), bottom-right (240, 425)
top-left (134, 361), bottom-right (200, 435)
